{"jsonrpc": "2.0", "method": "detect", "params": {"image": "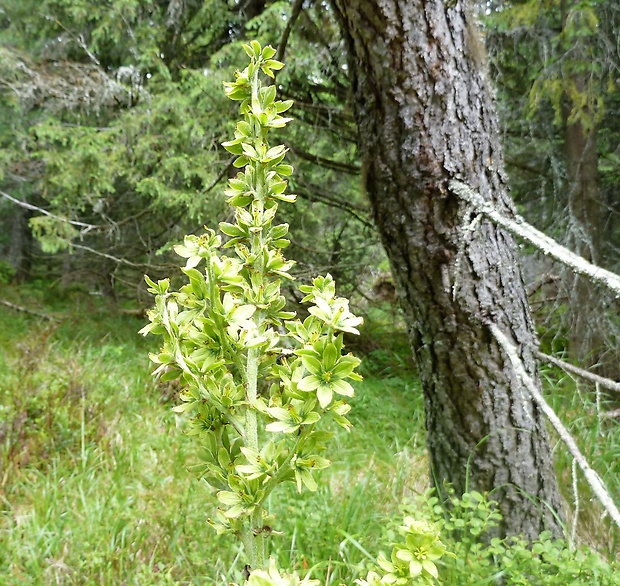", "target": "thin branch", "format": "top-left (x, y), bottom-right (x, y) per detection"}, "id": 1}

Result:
top-left (70, 243), bottom-right (170, 270)
top-left (44, 14), bottom-right (101, 67)
top-left (289, 144), bottom-right (361, 174)
top-left (276, 0), bottom-right (304, 63)
top-left (0, 299), bottom-right (60, 322)
top-left (489, 323), bottom-right (620, 531)
top-left (283, 96), bottom-right (354, 121)
top-left (526, 273), bottom-right (560, 297)
top-left (295, 183), bottom-right (372, 228)
top-left (450, 180), bottom-right (620, 297)
top-left (0, 190), bottom-right (101, 233)
top-left (537, 351), bottom-right (620, 395)
top-left (505, 158), bottom-right (550, 178)
top-left (204, 156), bottom-right (235, 193)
